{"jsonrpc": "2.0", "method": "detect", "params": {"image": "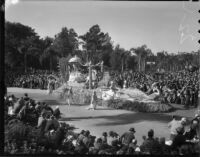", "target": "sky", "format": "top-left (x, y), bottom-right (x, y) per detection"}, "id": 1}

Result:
top-left (5, 0), bottom-right (200, 54)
